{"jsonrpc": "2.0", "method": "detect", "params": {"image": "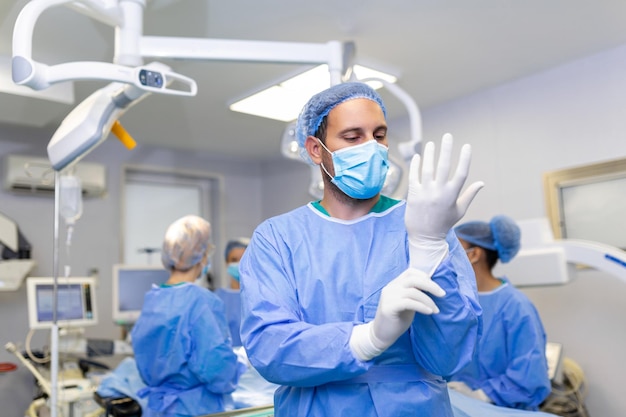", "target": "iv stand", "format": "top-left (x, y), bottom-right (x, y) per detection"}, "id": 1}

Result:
top-left (49, 171), bottom-right (61, 417)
